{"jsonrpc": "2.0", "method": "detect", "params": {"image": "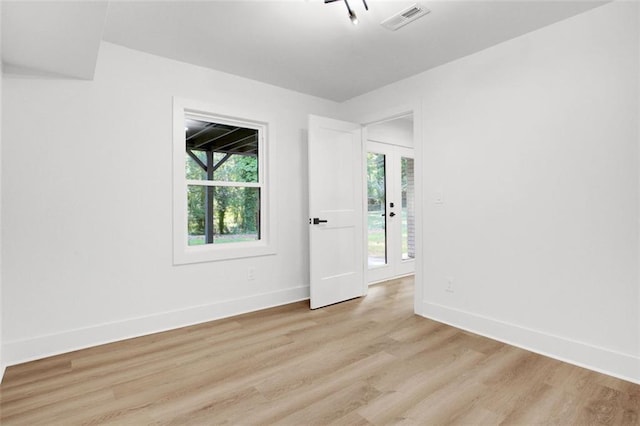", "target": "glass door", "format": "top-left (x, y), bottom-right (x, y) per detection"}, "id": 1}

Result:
top-left (366, 141), bottom-right (415, 283)
top-left (367, 151), bottom-right (387, 268)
